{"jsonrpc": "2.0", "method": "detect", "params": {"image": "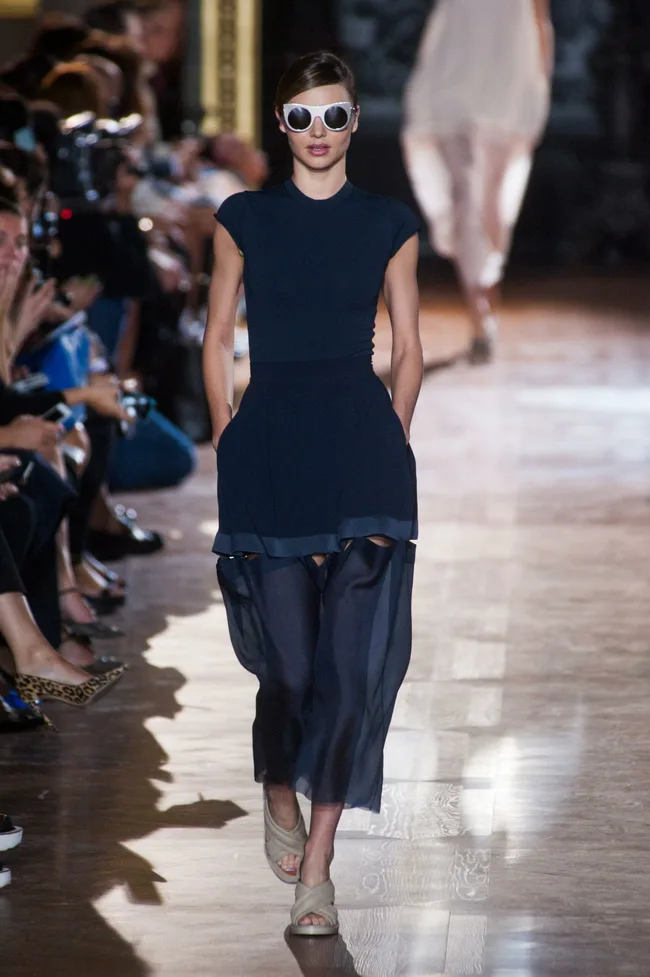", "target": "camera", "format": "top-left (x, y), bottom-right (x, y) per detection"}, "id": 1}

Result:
top-left (49, 111), bottom-right (99, 207)
top-left (48, 111), bottom-right (145, 208)
top-left (119, 391), bottom-right (155, 439)
top-left (93, 113), bottom-right (146, 197)
top-left (46, 112), bottom-right (150, 283)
